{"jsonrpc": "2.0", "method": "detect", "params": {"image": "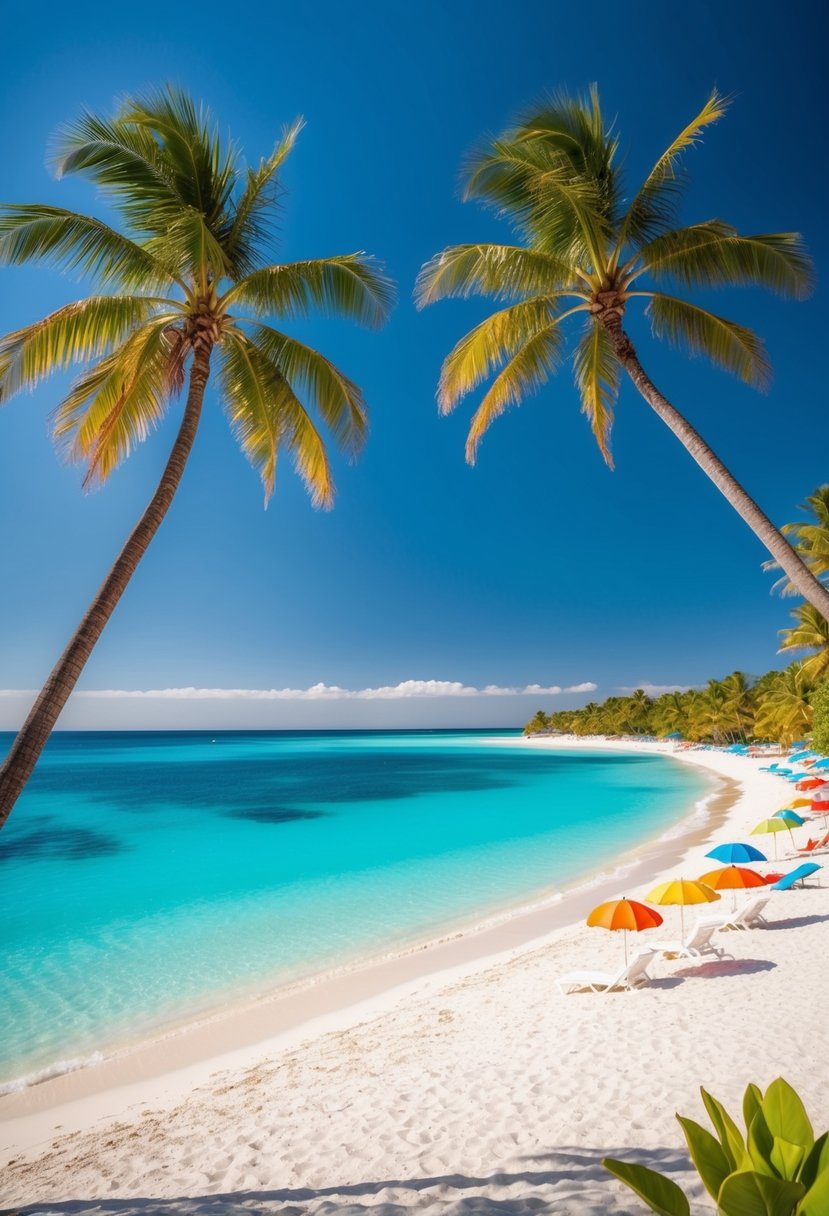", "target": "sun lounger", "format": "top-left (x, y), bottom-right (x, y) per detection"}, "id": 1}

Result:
top-left (696, 892), bottom-right (771, 932)
top-left (792, 831), bottom-right (829, 856)
top-left (648, 919), bottom-right (728, 960)
top-left (771, 863), bottom-right (822, 890)
top-left (558, 948), bottom-right (656, 994)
